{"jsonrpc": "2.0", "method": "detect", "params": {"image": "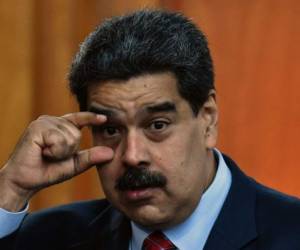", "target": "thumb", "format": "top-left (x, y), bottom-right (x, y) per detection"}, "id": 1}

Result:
top-left (73, 146), bottom-right (114, 175)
